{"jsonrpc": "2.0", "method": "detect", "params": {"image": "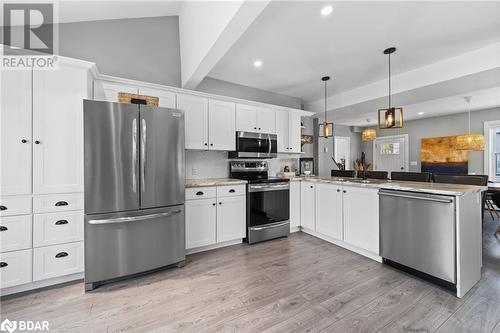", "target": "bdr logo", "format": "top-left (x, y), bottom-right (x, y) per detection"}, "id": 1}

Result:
top-left (2, 3), bottom-right (54, 55)
top-left (0, 318), bottom-right (50, 332)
